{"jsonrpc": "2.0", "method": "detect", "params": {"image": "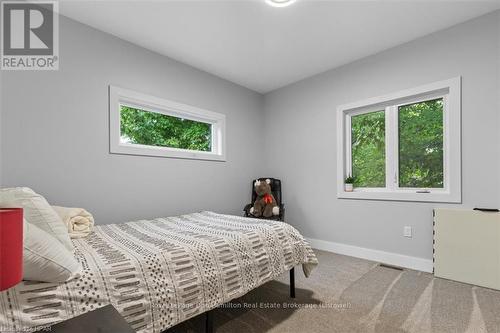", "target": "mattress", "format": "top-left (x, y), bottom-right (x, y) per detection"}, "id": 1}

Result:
top-left (0, 211), bottom-right (318, 332)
